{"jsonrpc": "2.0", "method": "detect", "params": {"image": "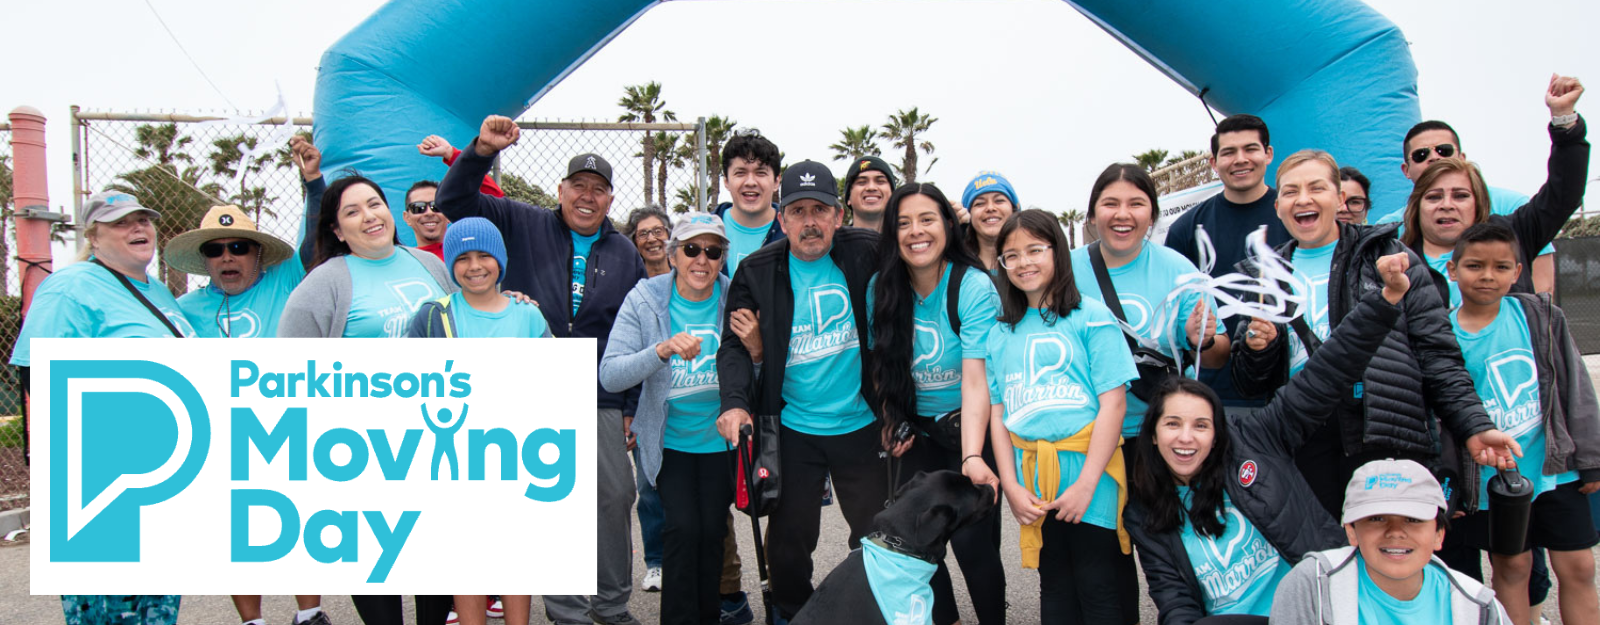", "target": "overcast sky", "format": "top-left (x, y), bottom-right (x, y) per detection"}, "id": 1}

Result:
top-left (5, 0), bottom-right (1597, 263)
